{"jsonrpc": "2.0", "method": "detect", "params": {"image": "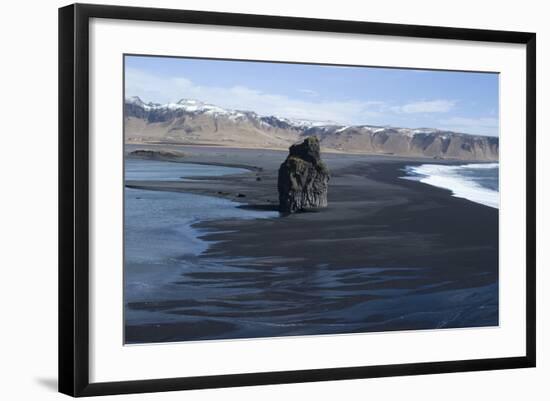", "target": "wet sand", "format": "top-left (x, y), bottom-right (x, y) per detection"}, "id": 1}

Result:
top-left (125, 144), bottom-right (499, 343)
